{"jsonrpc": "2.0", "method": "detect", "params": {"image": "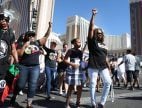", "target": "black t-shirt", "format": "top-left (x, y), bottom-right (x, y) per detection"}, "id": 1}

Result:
top-left (18, 40), bottom-right (41, 66)
top-left (44, 46), bottom-right (57, 68)
top-left (67, 48), bottom-right (83, 65)
top-left (57, 50), bottom-right (68, 72)
top-left (0, 28), bottom-right (15, 65)
top-left (87, 36), bottom-right (108, 69)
